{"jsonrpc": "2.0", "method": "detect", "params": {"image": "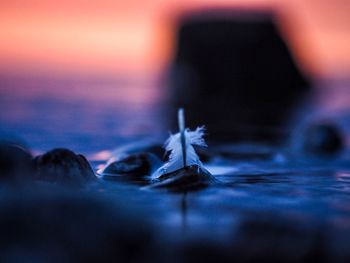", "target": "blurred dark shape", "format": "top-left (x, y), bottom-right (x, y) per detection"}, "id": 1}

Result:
top-left (110, 141), bottom-right (165, 160)
top-left (180, 240), bottom-right (230, 263)
top-left (302, 122), bottom-right (343, 157)
top-left (134, 145), bottom-right (165, 160)
top-left (101, 153), bottom-right (161, 181)
top-left (0, 191), bottom-right (153, 262)
top-left (180, 215), bottom-right (327, 263)
top-left (230, 215), bottom-right (327, 262)
top-left (150, 165), bottom-right (216, 192)
top-left (33, 148), bottom-right (96, 186)
top-left (169, 10), bottom-right (311, 143)
top-left (213, 143), bottom-right (276, 161)
top-left (0, 141), bottom-right (33, 184)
